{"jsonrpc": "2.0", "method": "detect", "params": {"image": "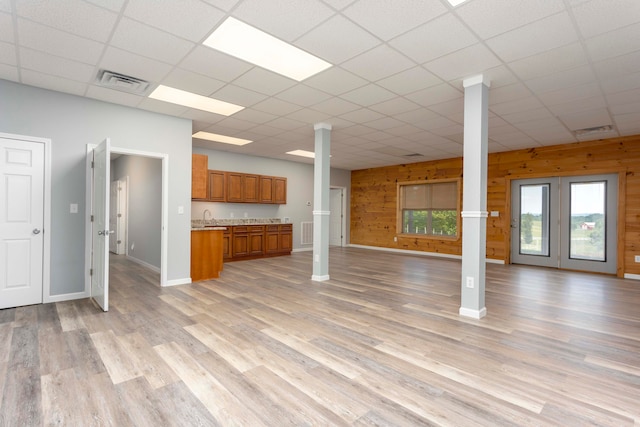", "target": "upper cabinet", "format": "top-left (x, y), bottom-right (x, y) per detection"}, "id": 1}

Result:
top-left (194, 168), bottom-right (286, 204)
top-left (192, 154), bottom-right (208, 200)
